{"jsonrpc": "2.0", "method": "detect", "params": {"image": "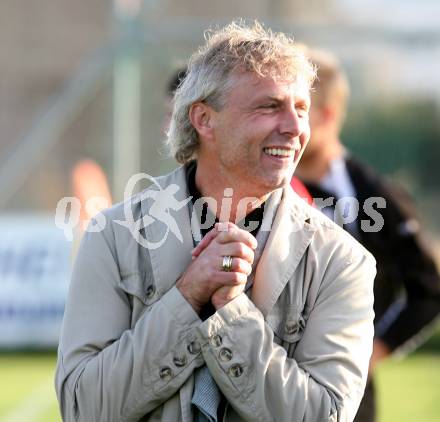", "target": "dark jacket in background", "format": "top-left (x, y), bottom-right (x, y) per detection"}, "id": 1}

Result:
top-left (303, 155), bottom-right (440, 422)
